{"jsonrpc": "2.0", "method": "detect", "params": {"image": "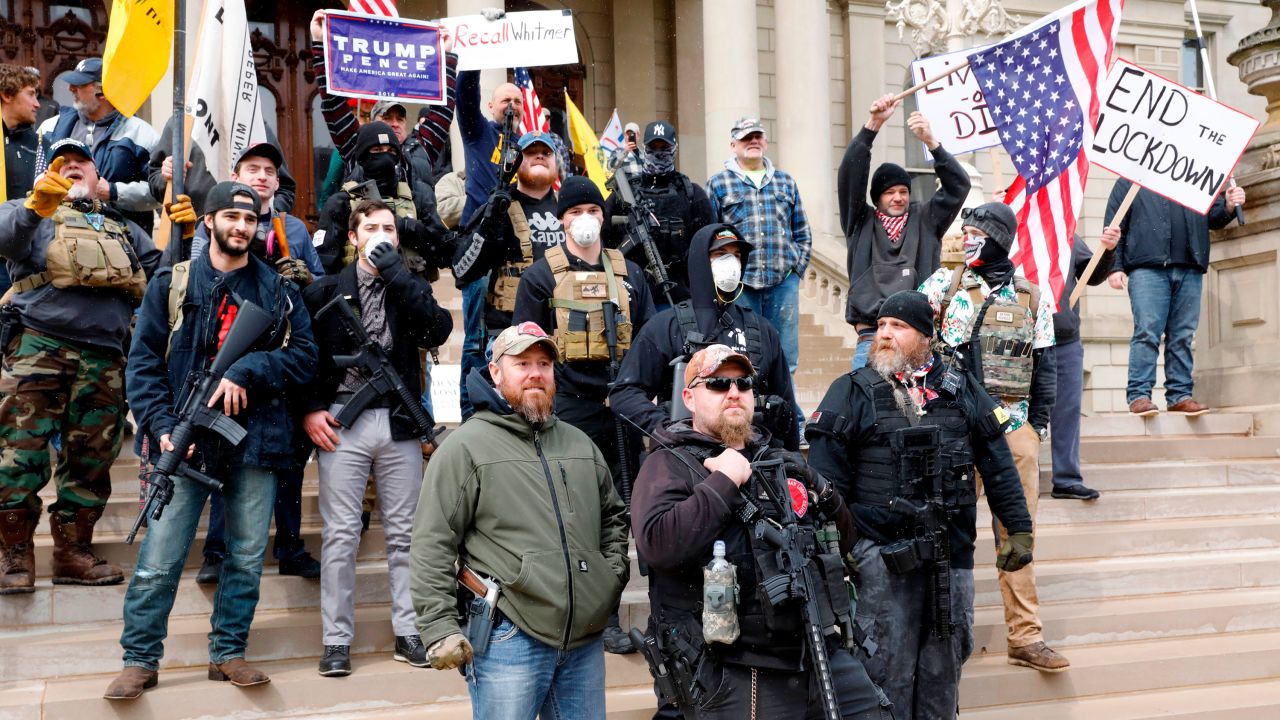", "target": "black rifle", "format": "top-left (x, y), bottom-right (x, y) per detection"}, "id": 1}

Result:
top-left (749, 457), bottom-right (842, 720)
top-left (317, 294), bottom-right (435, 439)
top-left (127, 300), bottom-right (275, 544)
top-left (609, 164), bottom-right (677, 308)
top-left (601, 300), bottom-right (633, 505)
top-left (459, 106), bottom-right (521, 239)
top-left (885, 425), bottom-right (953, 640)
